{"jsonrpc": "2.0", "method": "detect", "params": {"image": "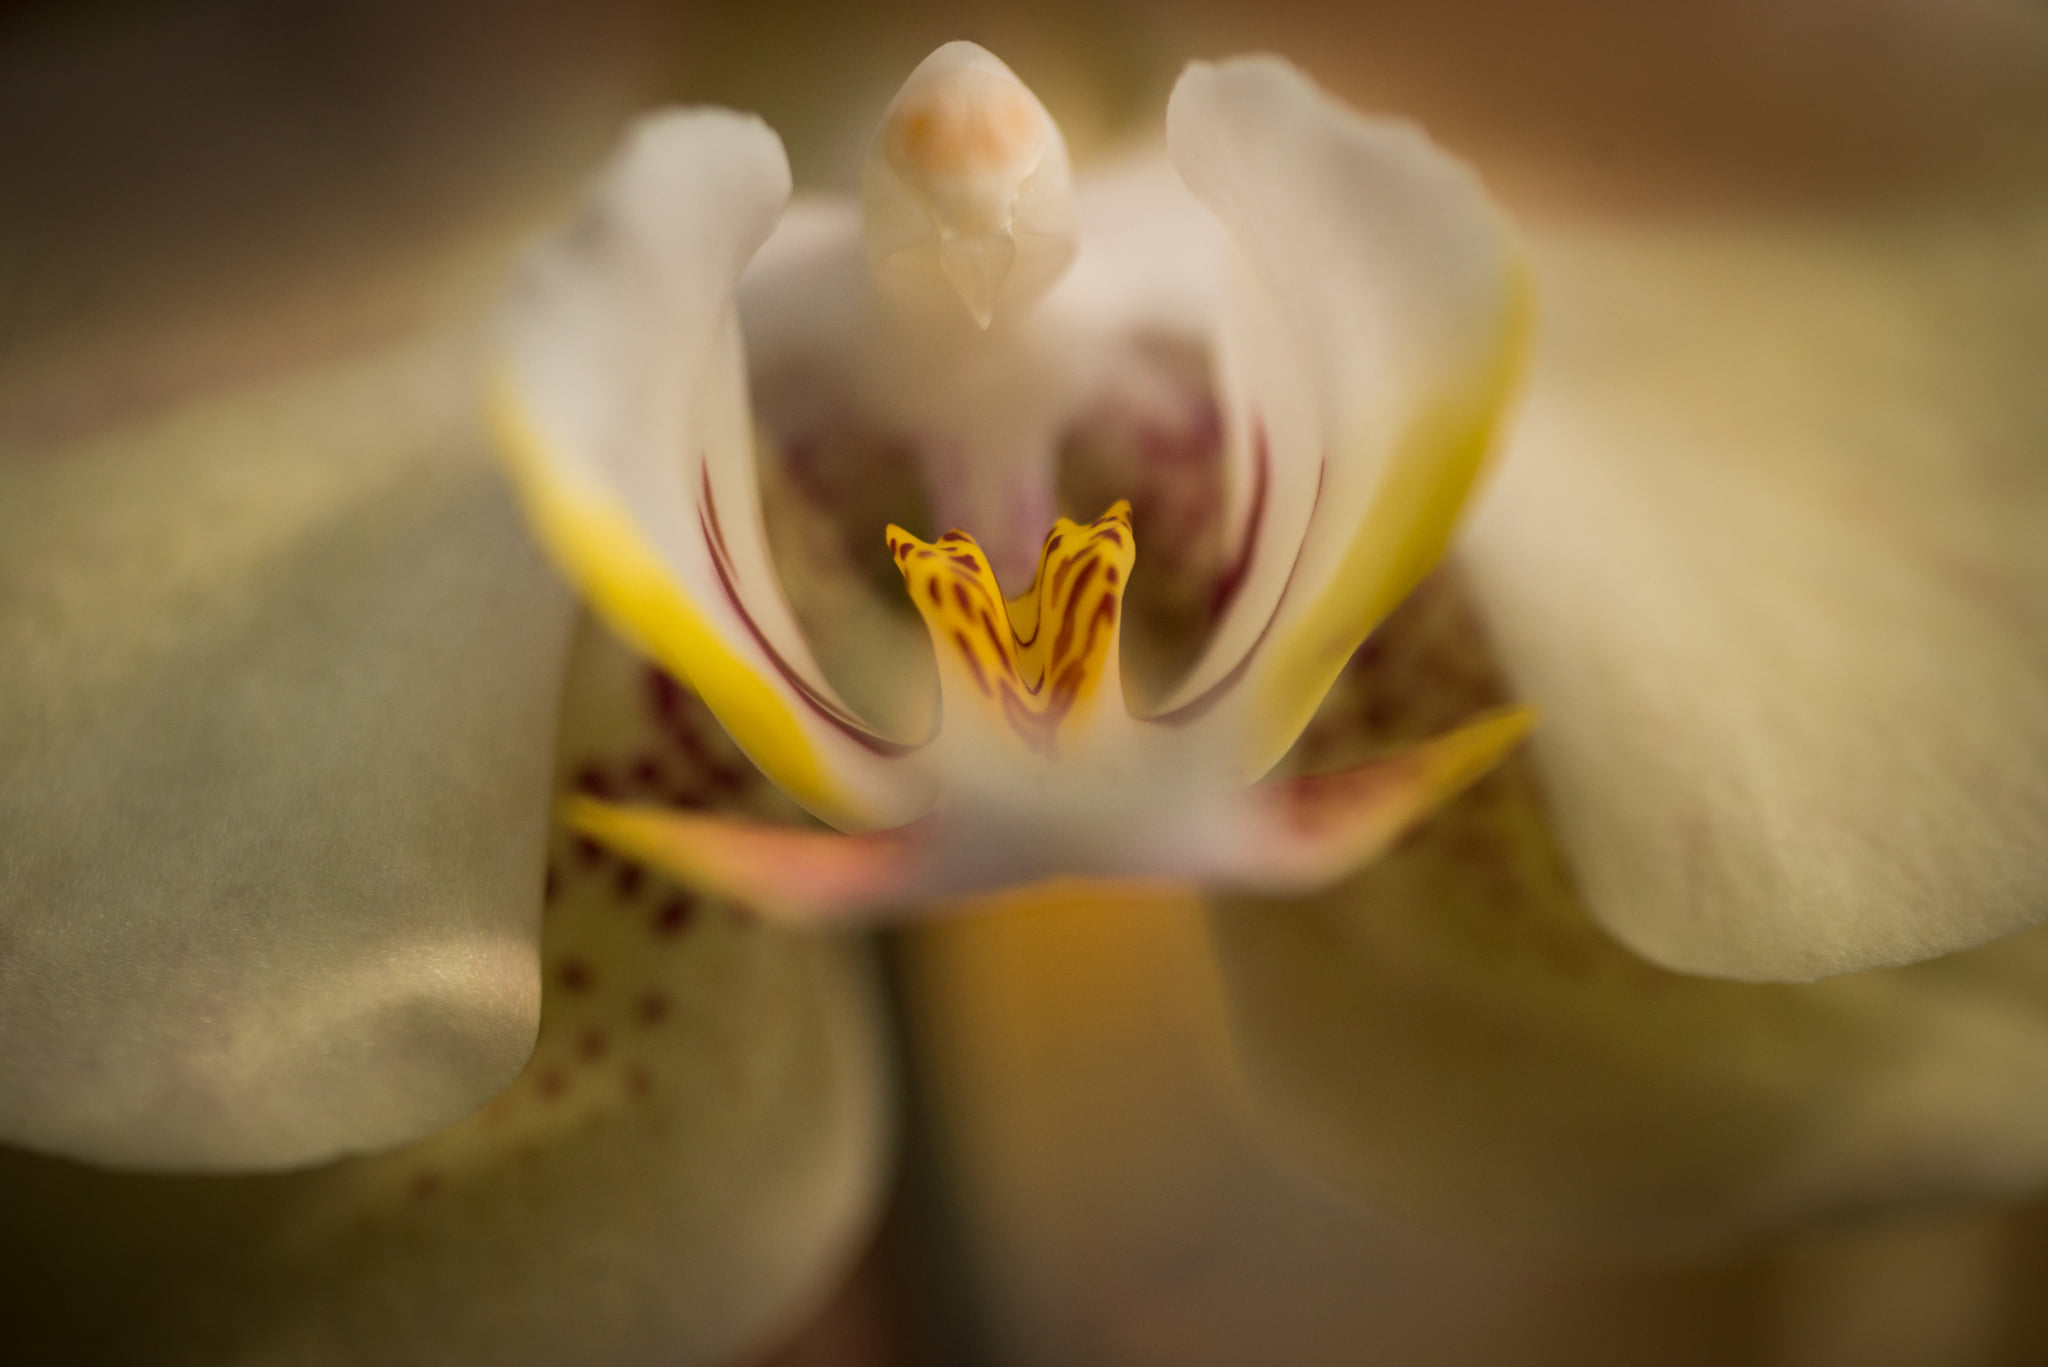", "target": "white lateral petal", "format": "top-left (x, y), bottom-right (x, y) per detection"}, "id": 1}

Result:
top-left (1466, 211), bottom-right (2048, 980)
top-left (0, 336), bottom-right (572, 1170)
top-left (489, 109), bottom-right (930, 832)
top-left (0, 624), bottom-right (891, 1365)
top-left (1156, 58), bottom-right (1528, 776)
